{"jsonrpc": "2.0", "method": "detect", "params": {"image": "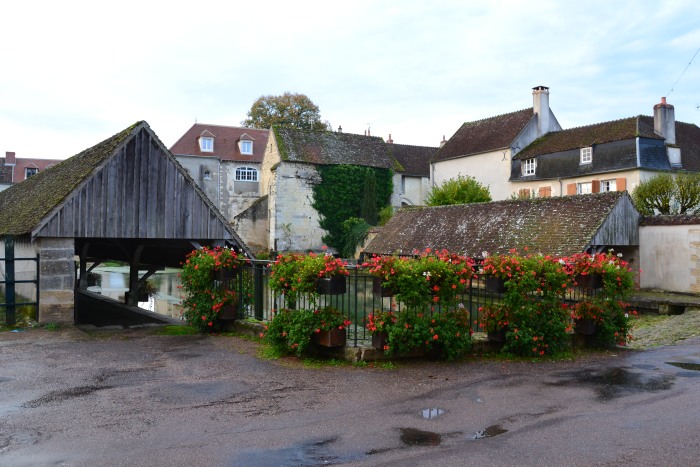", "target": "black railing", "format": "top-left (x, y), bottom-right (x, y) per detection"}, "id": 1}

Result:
top-left (220, 261), bottom-right (601, 348)
top-left (1, 236), bottom-right (40, 326)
